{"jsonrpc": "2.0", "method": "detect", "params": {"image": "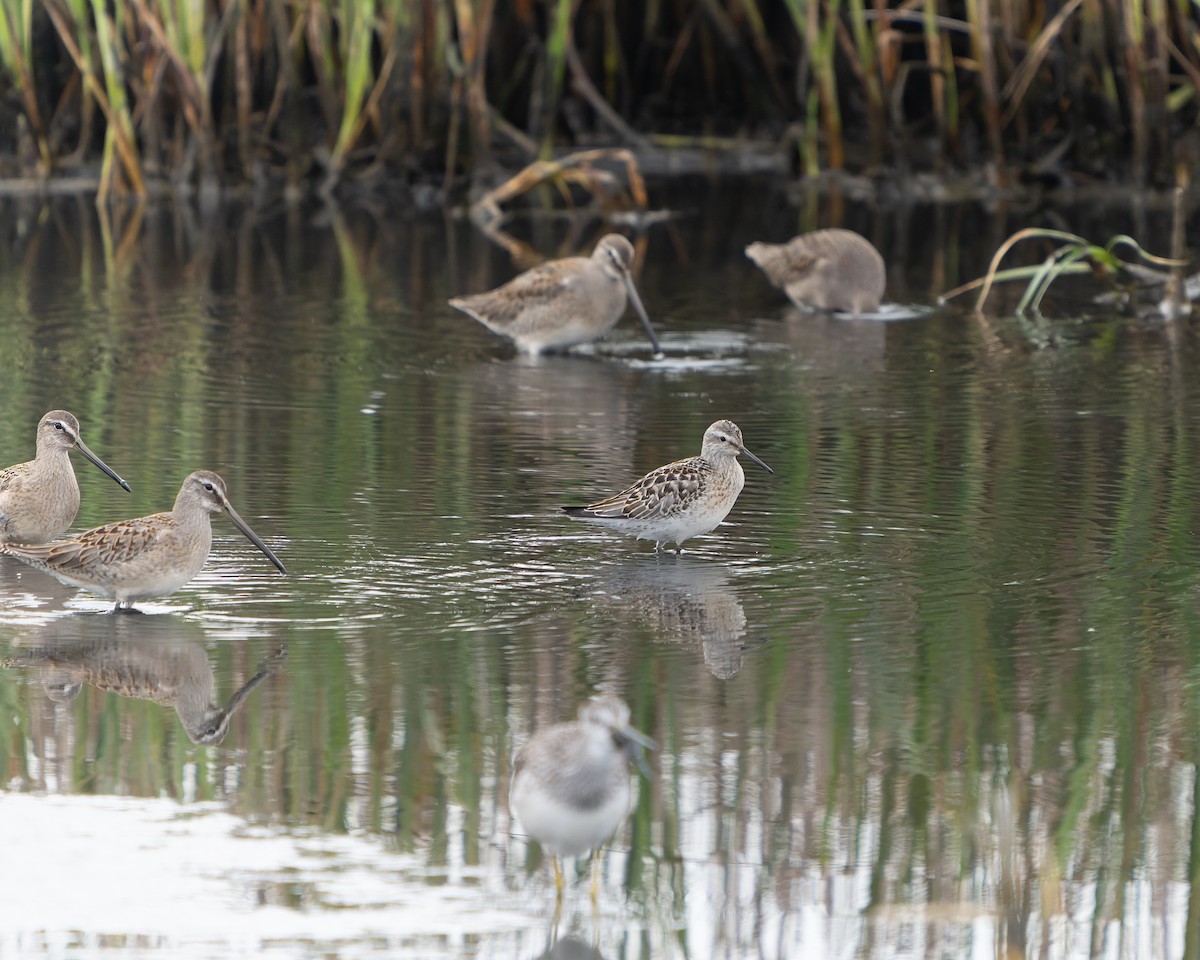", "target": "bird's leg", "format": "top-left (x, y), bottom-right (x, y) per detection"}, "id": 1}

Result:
top-left (551, 886), bottom-right (563, 936)
top-left (552, 854), bottom-right (565, 900)
top-left (654, 541), bottom-right (665, 554)
top-left (589, 851), bottom-right (602, 908)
